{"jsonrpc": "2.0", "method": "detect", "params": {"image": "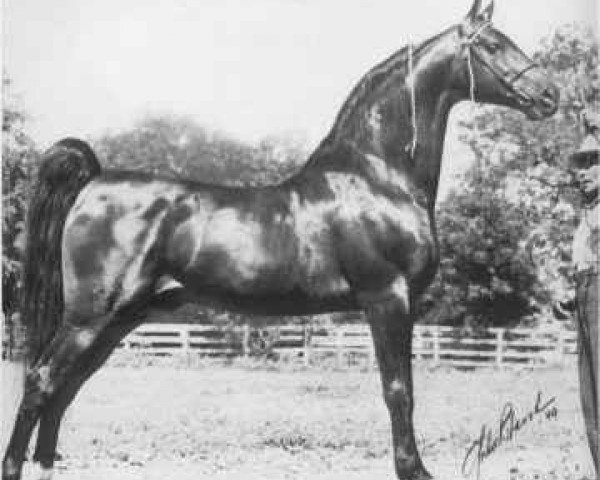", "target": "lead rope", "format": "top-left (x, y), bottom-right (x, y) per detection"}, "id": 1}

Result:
top-left (464, 21), bottom-right (492, 103)
top-left (467, 46), bottom-right (476, 102)
top-left (407, 42), bottom-right (418, 159)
